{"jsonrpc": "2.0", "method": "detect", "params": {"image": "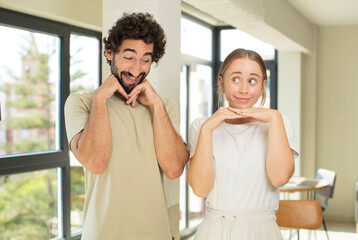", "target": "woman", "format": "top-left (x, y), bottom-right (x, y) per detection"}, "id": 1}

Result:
top-left (187, 48), bottom-right (299, 239)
